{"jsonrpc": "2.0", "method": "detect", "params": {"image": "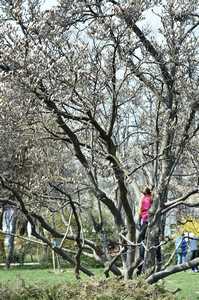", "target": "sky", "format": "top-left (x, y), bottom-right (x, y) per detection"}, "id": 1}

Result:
top-left (42, 0), bottom-right (162, 33)
top-left (41, 1), bottom-right (198, 40)
top-left (42, 0), bottom-right (57, 9)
